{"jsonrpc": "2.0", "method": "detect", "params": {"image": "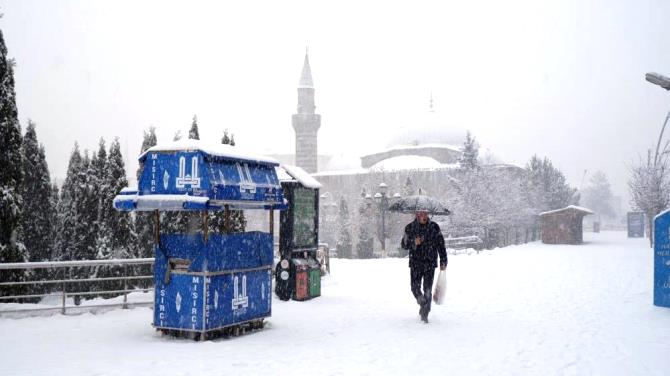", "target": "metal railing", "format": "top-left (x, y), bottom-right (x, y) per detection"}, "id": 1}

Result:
top-left (0, 258), bottom-right (155, 315)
